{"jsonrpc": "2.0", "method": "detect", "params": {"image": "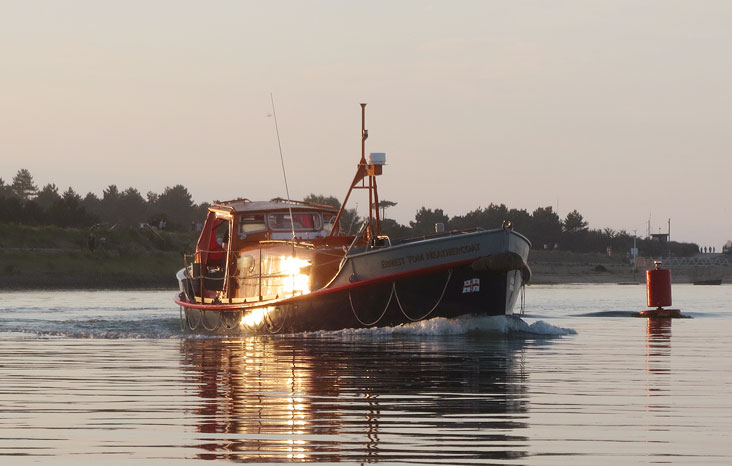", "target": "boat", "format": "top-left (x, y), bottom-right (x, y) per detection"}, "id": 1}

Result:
top-left (174, 104), bottom-right (532, 334)
top-left (693, 279), bottom-right (722, 285)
